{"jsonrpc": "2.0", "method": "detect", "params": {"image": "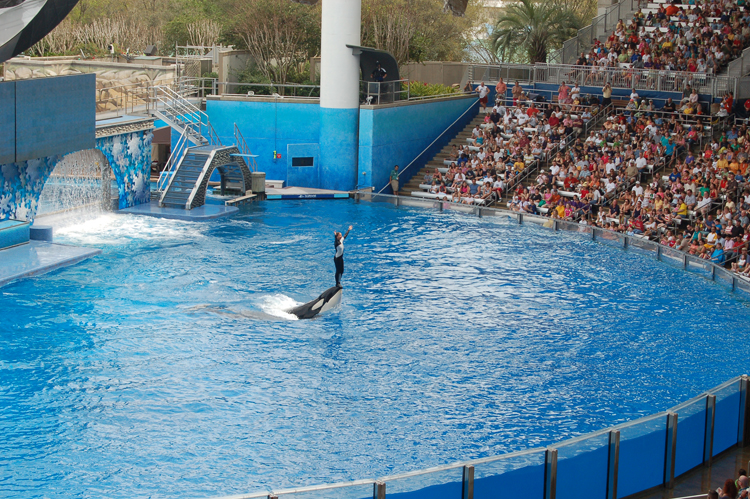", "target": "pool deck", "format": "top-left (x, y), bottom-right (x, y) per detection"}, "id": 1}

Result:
top-left (266, 187), bottom-right (351, 200)
top-left (120, 202), bottom-right (239, 221)
top-left (0, 241), bottom-right (101, 288)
